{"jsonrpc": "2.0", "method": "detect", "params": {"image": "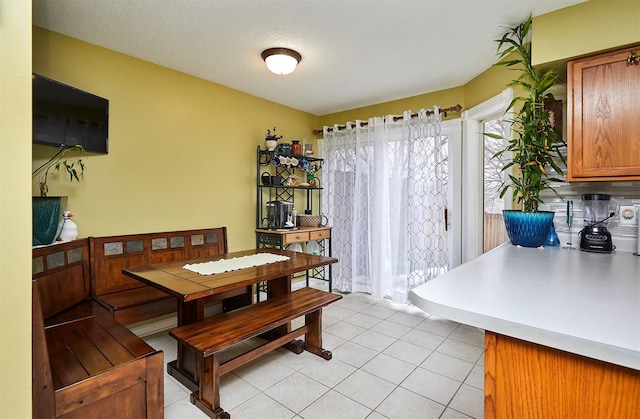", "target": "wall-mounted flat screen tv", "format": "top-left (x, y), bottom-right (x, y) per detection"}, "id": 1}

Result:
top-left (33, 74), bottom-right (109, 154)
